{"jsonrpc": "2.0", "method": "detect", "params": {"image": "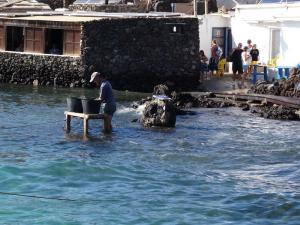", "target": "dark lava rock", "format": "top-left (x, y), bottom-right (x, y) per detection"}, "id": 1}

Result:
top-left (153, 84), bottom-right (171, 97)
top-left (249, 67), bottom-right (300, 98)
top-left (250, 104), bottom-right (299, 120)
top-left (171, 92), bottom-right (199, 108)
top-left (141, 100), bottom-right (176, 127)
